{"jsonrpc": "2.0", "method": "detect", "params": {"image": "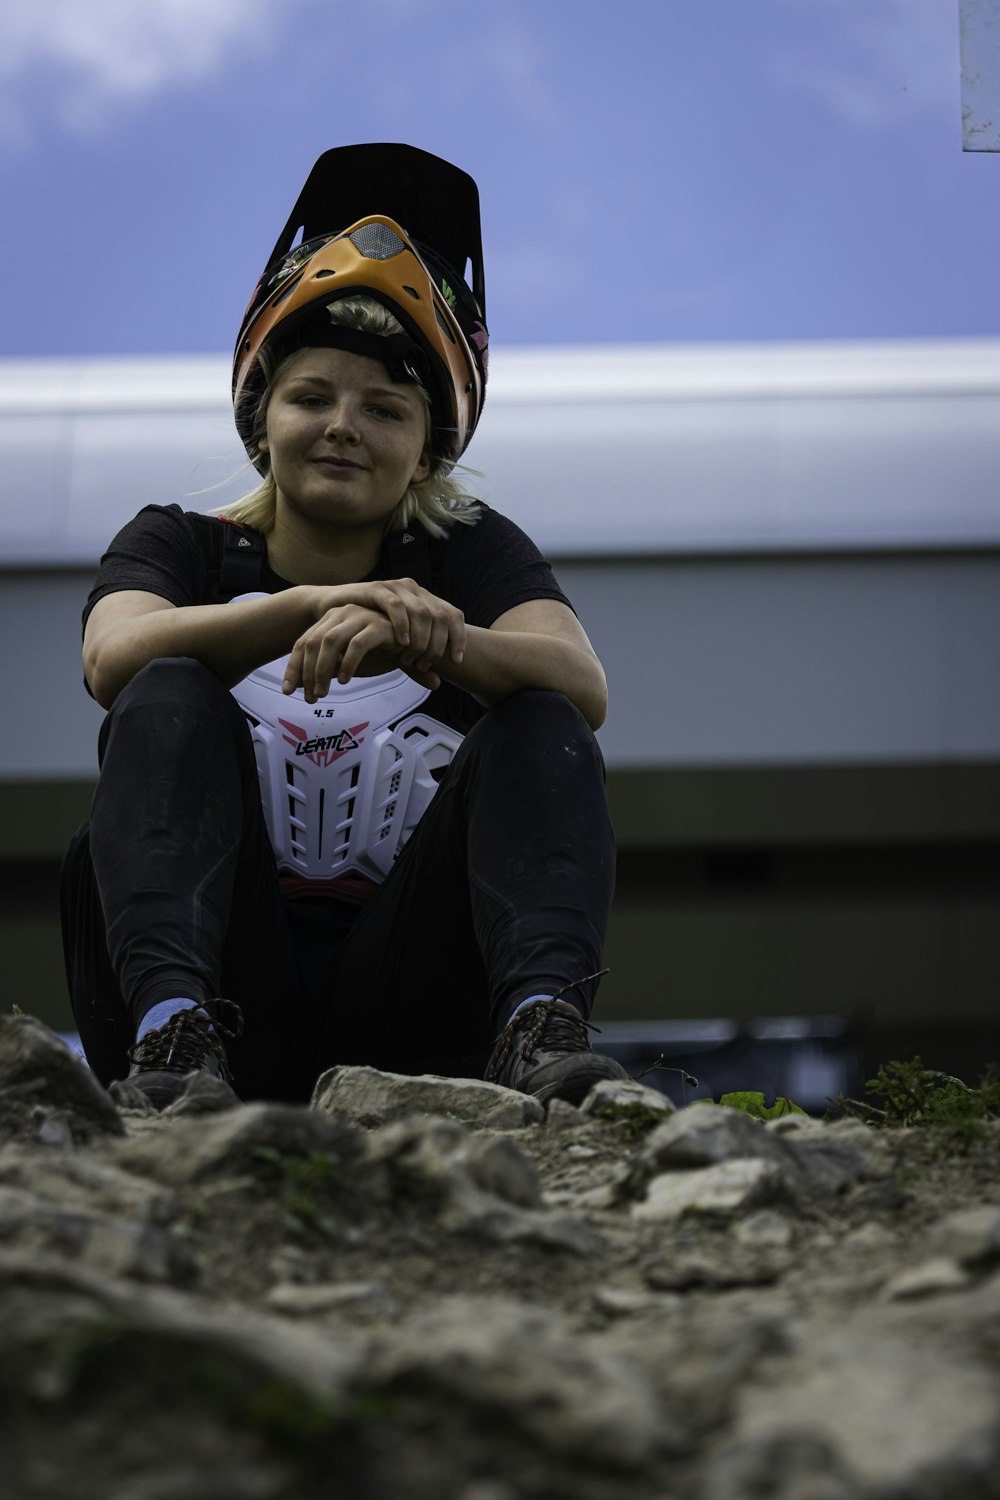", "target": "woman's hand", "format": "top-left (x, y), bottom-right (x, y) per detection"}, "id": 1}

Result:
top-left (285, 579), bottom-right (467, 700)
